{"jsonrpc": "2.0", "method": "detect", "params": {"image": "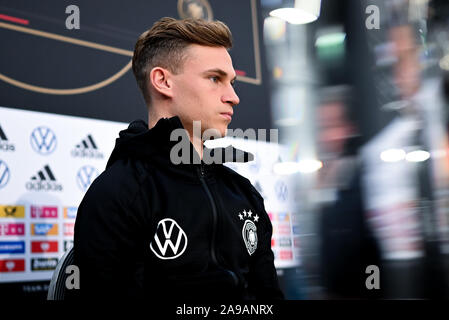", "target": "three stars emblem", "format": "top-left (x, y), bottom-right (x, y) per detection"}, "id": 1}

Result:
top-left (238, 209), bottom-right (259, 222)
